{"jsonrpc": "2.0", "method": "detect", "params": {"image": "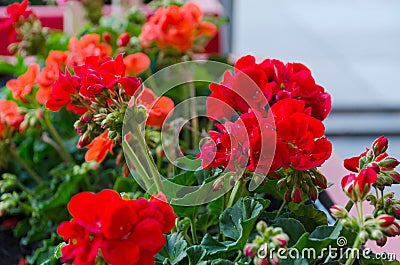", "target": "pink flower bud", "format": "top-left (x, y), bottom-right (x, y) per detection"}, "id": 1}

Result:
top-left (384, 222), bottom-right (400, 236)
top-left (389, 172), bottom-right (400, 183)
top-left (372, 136), bottom-right (388, 156)
top-left (102, 32), bottom-right (112, 43)
top-left (378, 157), bottom-right (400, 170)
top-left (274, 234), bottom-right (289, 247)
top-left (376, 215), bottom-right (395, 227)
top-left (244, 244), bottom-right (257, 257)
top-left (117, 32), bottom-right (130, 47)
top-left (330, 205), bottom-right (348, 219)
